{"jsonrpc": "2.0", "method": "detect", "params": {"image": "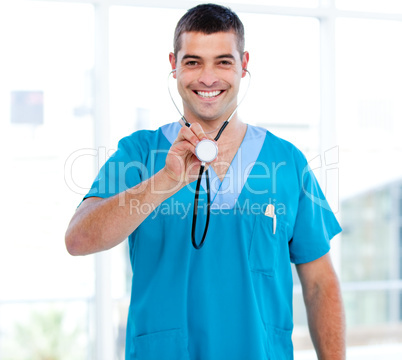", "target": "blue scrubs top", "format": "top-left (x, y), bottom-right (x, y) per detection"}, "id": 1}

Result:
top-left (85, 122), bottom-right (341, 360)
